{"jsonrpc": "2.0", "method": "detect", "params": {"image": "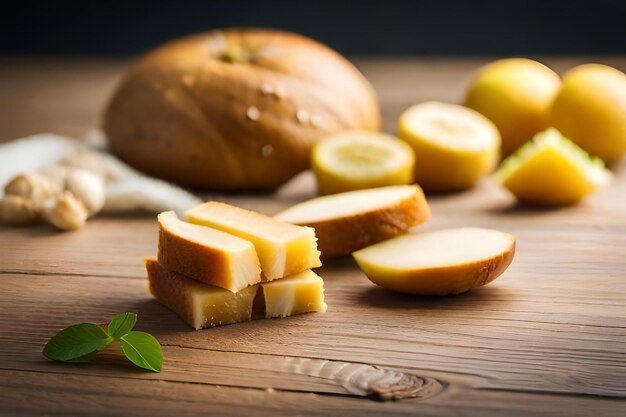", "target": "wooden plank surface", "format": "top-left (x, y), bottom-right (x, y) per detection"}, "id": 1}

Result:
top-left (1, 57), bottom-right (625, 416)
